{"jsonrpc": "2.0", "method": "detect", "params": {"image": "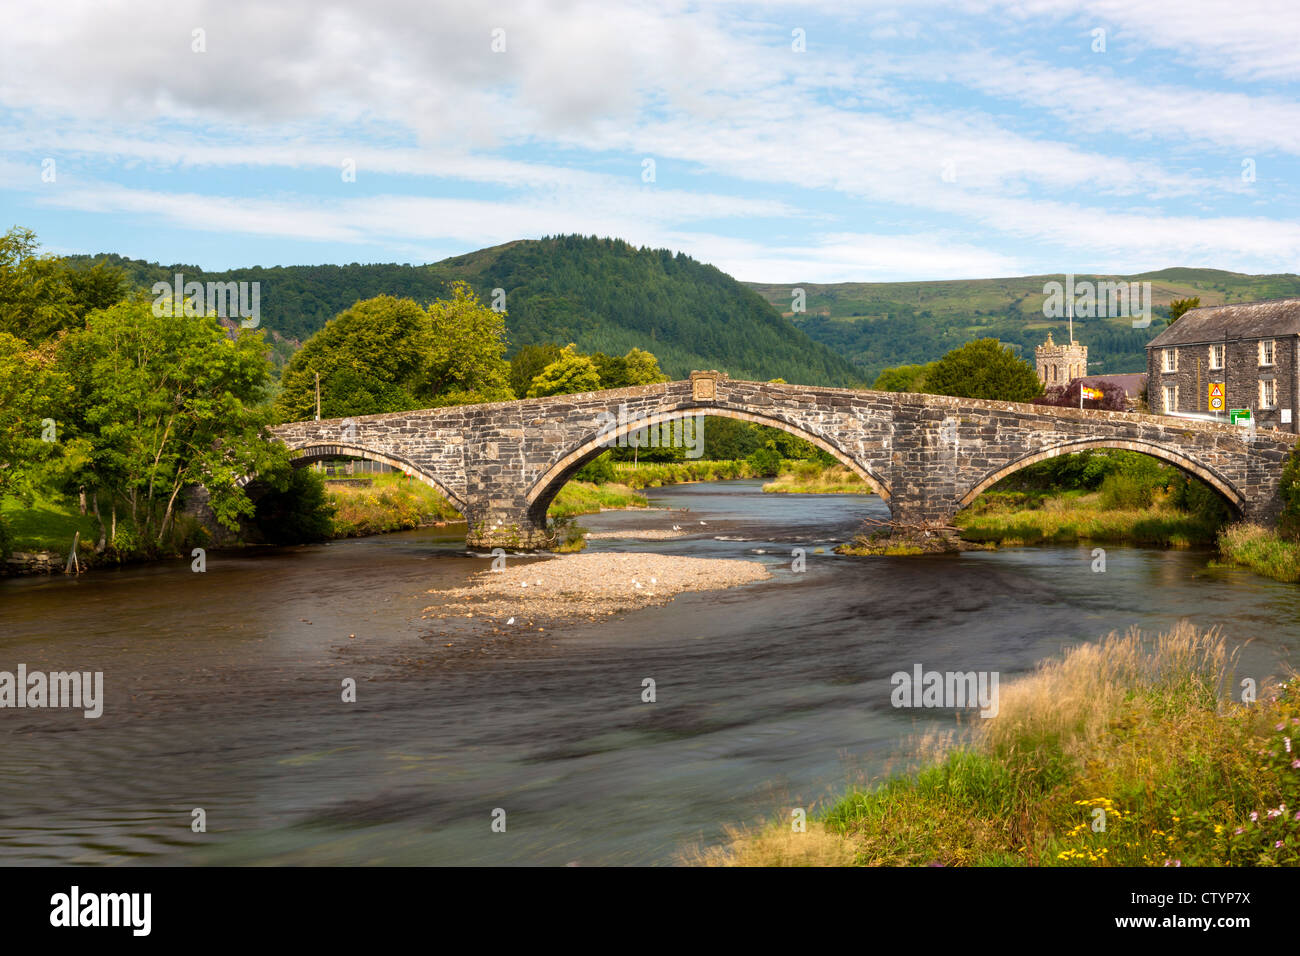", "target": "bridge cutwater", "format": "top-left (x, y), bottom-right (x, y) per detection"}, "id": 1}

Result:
top-left (270, 371), bottom-right (1298, 549)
